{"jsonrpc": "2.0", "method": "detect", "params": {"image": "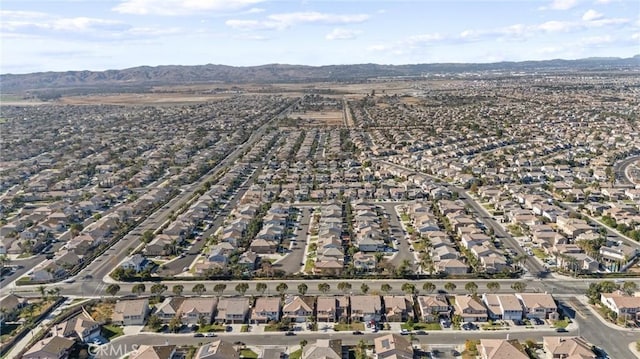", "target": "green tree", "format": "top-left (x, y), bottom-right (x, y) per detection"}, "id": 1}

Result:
top-left (172, 284), bottom-right (184, 296)
top-left (140, 229), bottom-right (155, 243)
top-left (256, 282), bottom-right (268, 296)
top-left (192, 283), bottom-right (206, 295)
top-left (297, 283), bottom-right (308, 296)
top-left (486, 281), bottom-right (500, 293)
top-left (422, 282), bottom-right (436, 294)
top-left (106, 284), bottom-right (120, 297)
top-left (465, 282), bottom-right (478, 295)
top-left (360, 283), bottom-right (370, 294)
top-left (169, 316), bottom-right (182, 333)
top-left (511, 282), bottom-right (526, 293)
top-left (337, 282), bottom-right (352, 294)
top-left (276, 282), bottom-right (288, 295)
top-left (355, 339), bottom-right (368, 359)
top-left (622, 281), bottom-right (638, 296)
top-left (444, 282), bottom-right (457, 293)
top-left (150, 284), bottom-right (167, 299)
top-left (213, 284), bottom-right (227, 296)
top-left (235, 283), bottom-right (249, 296)
top-left (318, 283), bottom-right (331, 295)
top-left (401, 283), bottom-right (416, 295)
top-left (380, 283), bottom-right (392, 294)
top-left (148, 314), bottom-right (162, 331)
top-left (38, 285), bottom-right (47, 300)
top-left (132, 283), bottom-right (146, 296)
